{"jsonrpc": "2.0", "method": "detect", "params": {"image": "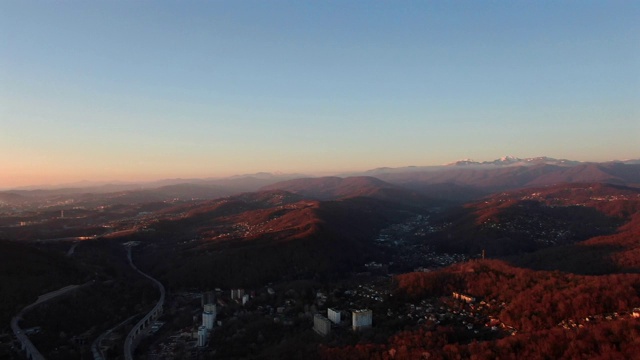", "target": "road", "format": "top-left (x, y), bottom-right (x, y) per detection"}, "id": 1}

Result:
top-left (66, 242), bottom-right (79, 257)
top-left (91, 314), bottom-right (138, 360)
top-left (11, 283), bottom-right (90, 360)
top-left (123, 246), bottom-right (165, 360)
